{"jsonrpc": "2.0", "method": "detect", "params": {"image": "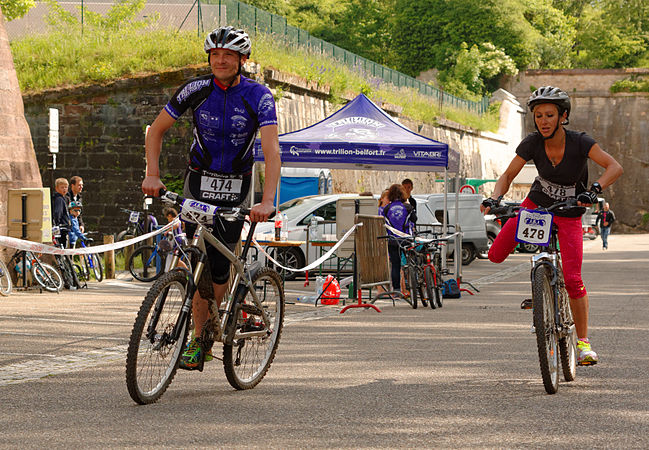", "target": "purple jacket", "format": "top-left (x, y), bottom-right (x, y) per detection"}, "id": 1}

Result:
top-left (382, 200), bottom-right (413, 235)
